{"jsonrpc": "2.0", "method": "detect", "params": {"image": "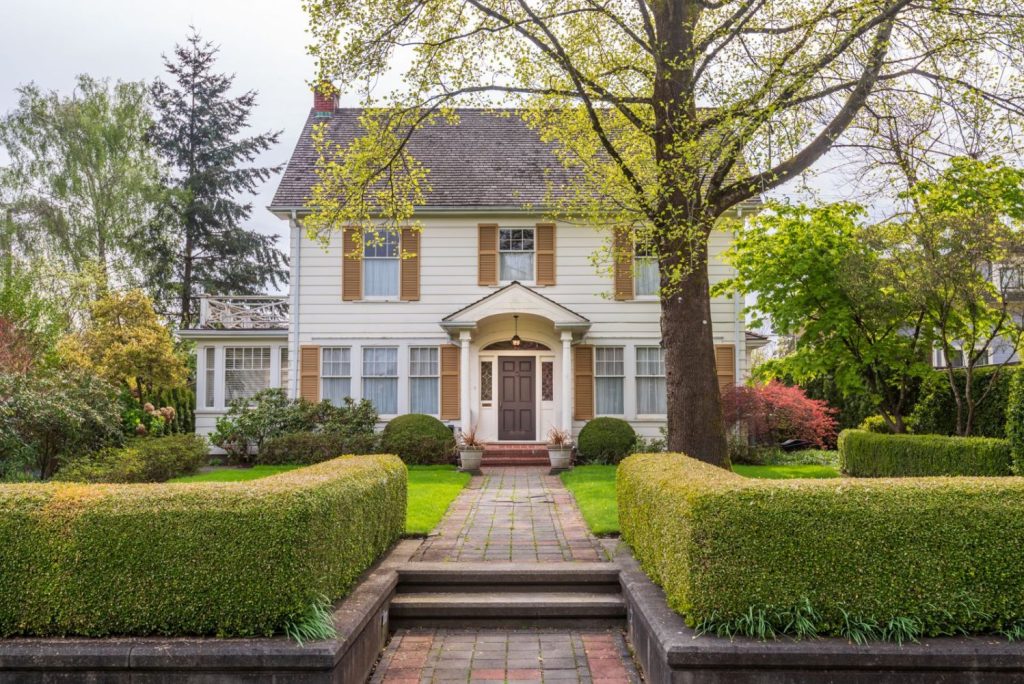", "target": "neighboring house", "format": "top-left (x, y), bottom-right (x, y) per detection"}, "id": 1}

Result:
top-left (180, 91), bottom-right (763, 445)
